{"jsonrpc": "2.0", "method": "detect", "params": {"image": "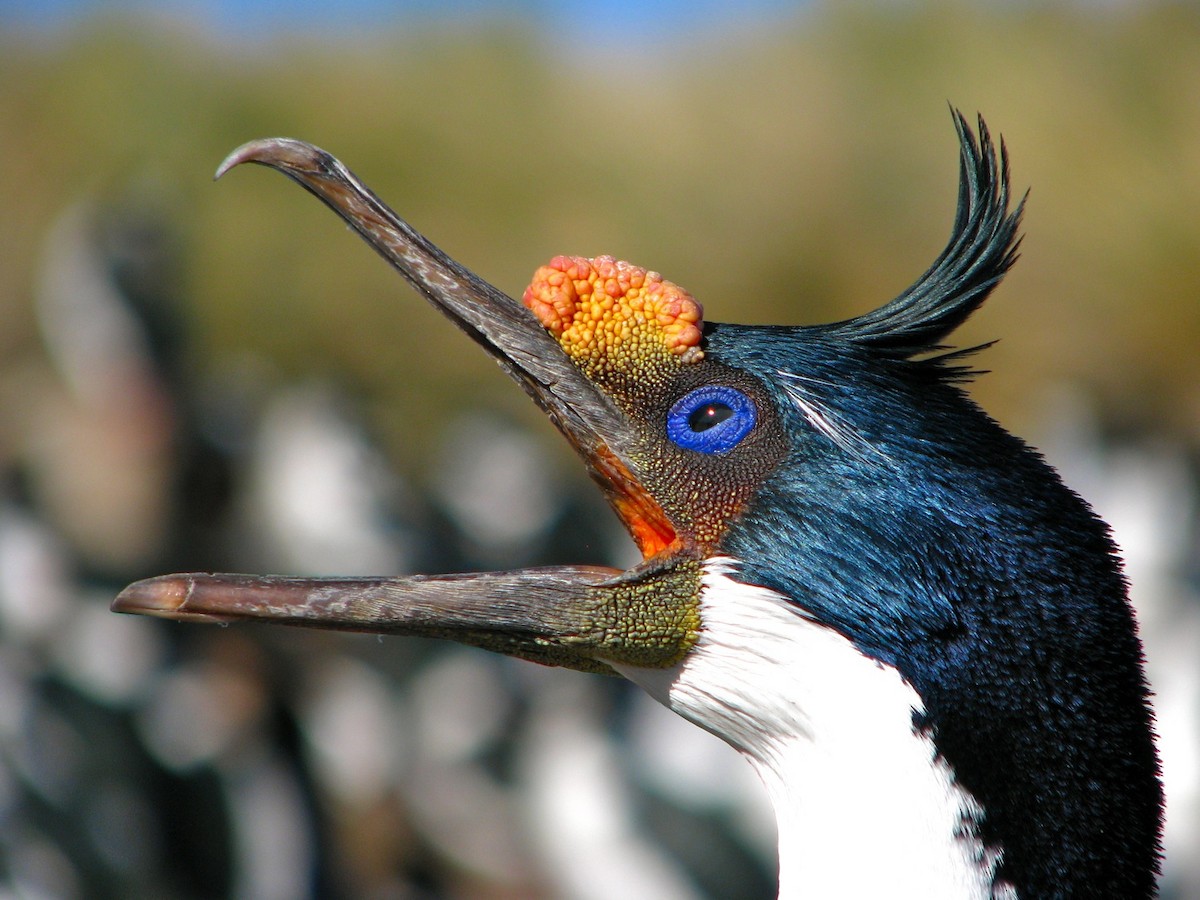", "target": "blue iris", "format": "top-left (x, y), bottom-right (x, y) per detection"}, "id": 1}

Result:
top-left (666, 386), bottom-right (756, 454)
